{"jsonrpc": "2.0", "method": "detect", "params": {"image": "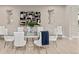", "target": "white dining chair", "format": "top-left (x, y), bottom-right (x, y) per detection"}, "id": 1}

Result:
top-left (0, 26), bottom-right (5, 36)
top-left (34, 32), bottom-right (42, 47)
top-left (17, 27), bottom-right (24, 32)
top-left (34, 31), bottom-right (49, 54)
top-left (56, 26), bottom-right (63, 39)
top-left (14, 32), bottom-right (26, 49)
top-left (37, 26), bottom-right (44, 36)
top-left (56, 26), bottom-right (63, 35)
top-left (49, 28), bottom-right (58, 47)
top-left (49, 36), bottom-right (58, 47)
top-left (4, 28), bottom-right (14, 48)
